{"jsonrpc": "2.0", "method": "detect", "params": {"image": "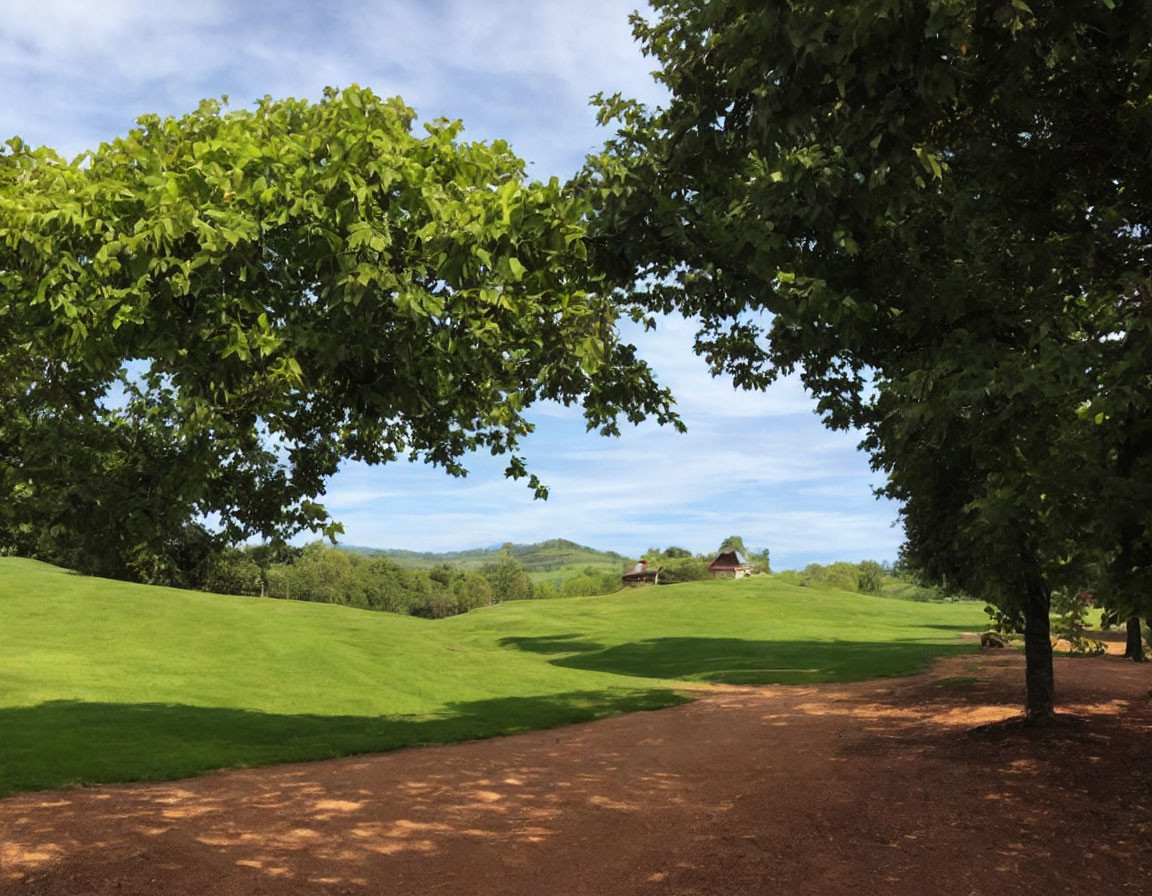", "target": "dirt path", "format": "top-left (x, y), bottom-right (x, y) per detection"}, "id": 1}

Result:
top-left (3, 636), bottom-right (1151, 895)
